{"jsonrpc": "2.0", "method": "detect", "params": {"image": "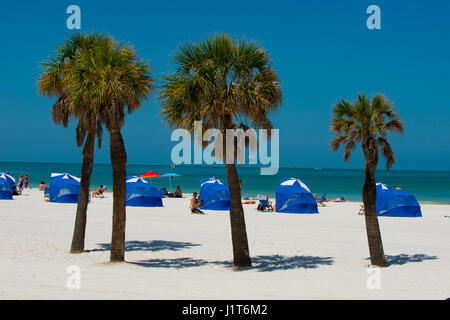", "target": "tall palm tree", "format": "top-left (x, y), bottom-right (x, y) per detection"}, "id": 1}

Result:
top-left (67, 35), bottom-right (153, 262)
top-left (159, 34), bottom-right (282, 269)
top-left (330, 93), bottom-right (404, 267)
top-left (38, 33), bottom-right (107, 253)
